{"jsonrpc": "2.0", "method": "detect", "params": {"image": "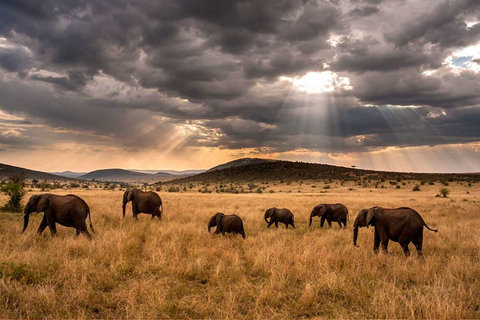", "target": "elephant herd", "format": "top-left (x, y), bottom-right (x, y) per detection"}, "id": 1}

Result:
top-left (21, 189), bottom-right (438, 257)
